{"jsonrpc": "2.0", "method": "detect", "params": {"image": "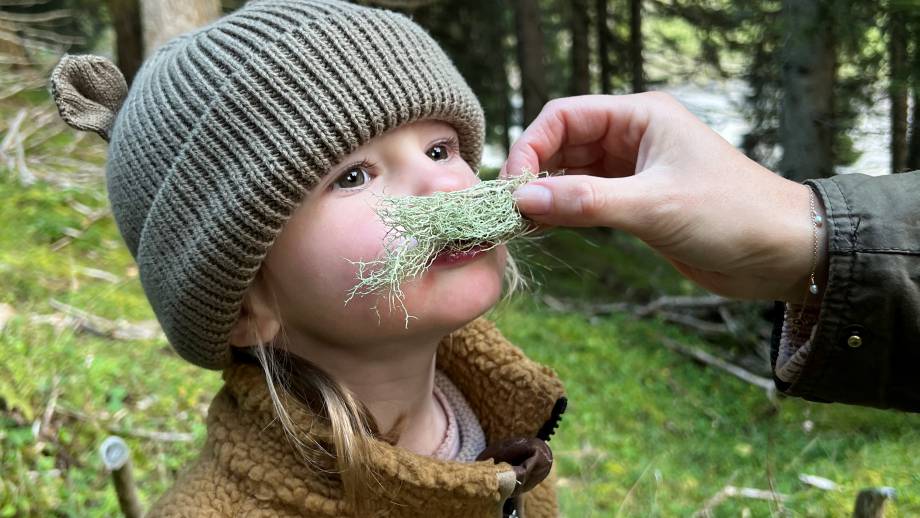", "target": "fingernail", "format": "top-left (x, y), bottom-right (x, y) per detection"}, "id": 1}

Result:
top-left (513, 184), bottom-right (552, 215)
